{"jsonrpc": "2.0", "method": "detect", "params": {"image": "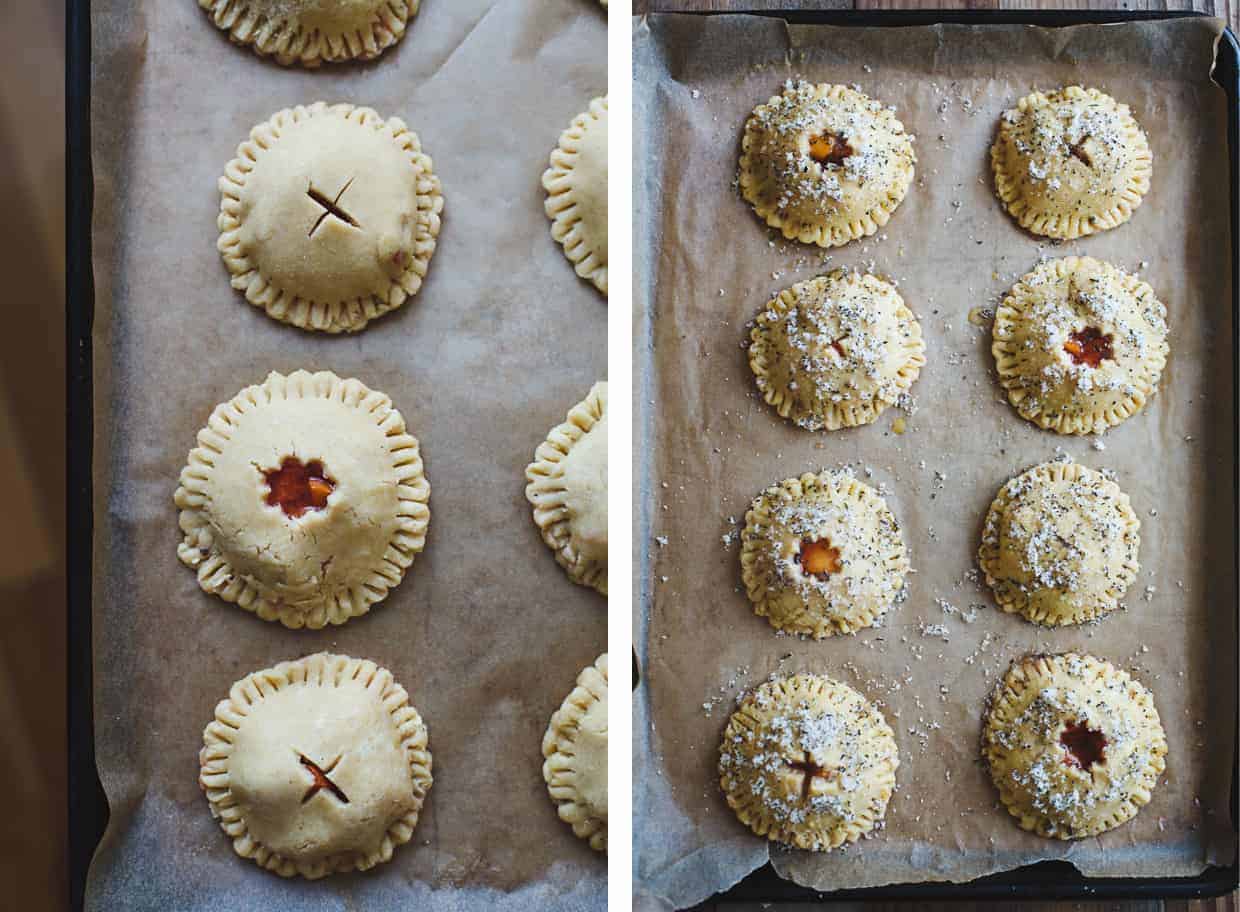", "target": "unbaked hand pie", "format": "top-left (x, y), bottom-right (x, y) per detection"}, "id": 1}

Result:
top-left (719, 673), bottom-right (899, 851)
top-left (992, 256), bottom-right (1168, 435)
top-left (739, 81), bottom-right (916, 247)
top-left (749, 269), bottom-right (925, 430)
top-left (980, 460), bottom-right (1140, 626)
top-left (525, 382), bottom-right (608, 595)
top-left (218, 102), bottom-right (443, 333)
top-left (198, 0), bottom-right (419, 67)
top-left (175, 370), bottom-right (430, 629)
top-left (982, 653), bottom-right (1167, 839)
top-left (543, 96), bottom-right (608, 296)
top-left (542, 654), bottom-right (608, 853)
top-left (740, 470), bottom-right (909, 637)
top-left (200, 653), bottom-right (432, 878)
top-left (991, 86), bottom-right (1152, 240)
